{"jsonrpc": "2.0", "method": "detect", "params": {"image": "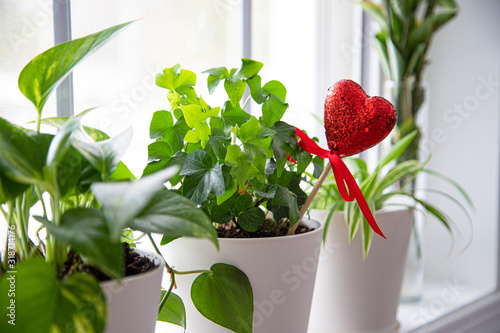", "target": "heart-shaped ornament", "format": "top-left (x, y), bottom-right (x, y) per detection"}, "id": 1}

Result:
top-left (324, 79), bottom-right (396, 157)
